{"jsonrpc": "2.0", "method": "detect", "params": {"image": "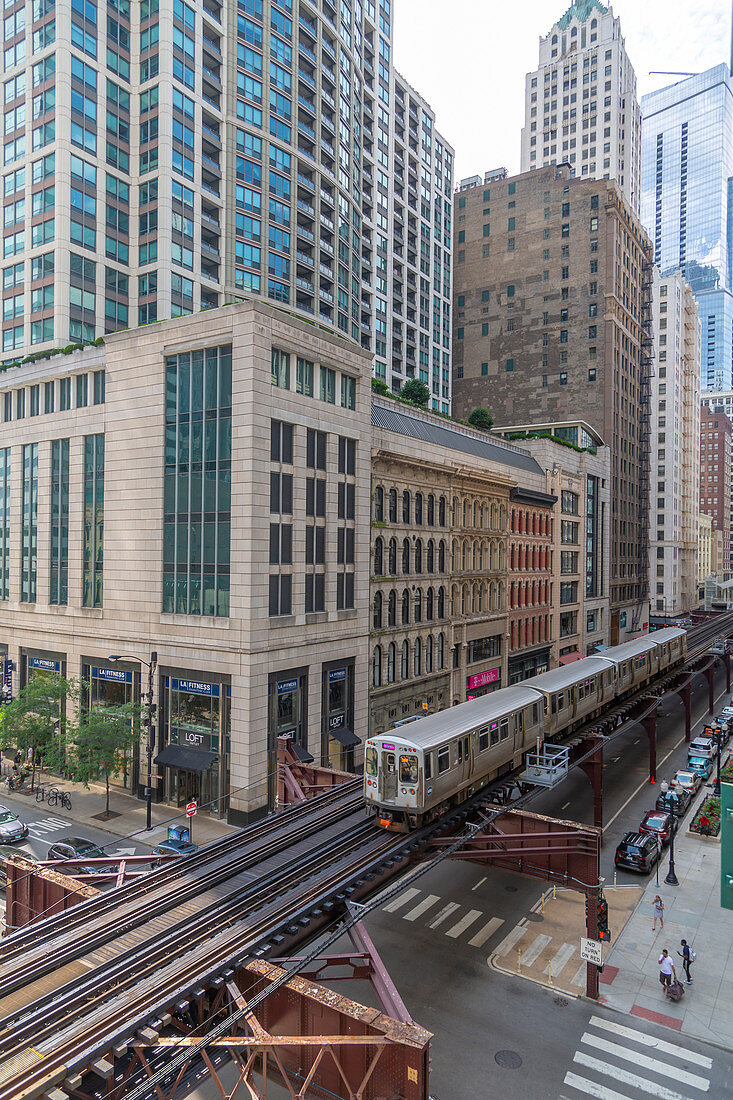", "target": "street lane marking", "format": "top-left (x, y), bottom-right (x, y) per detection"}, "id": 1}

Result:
top-left (428, 902), bottom-right (459, 929)
top-left (573, 1051), bottom-right (707, 1100)
top-left (445, 908), bottom-right (482, 939)
top-left (494, 922), bottom-right (527, 957)
top-left (403, 894), bottom-right (440, 922)
top-left (471, 876), bottom-right (486, 891)
top-left (544, 941), bottom-right (576, 976)
top-left (517, 933), bottom-right (551, 967)
top-left (588, 1016), bottom-right (713, 1068)
top-left (383, 888), bottom-right (420, 913)
top-left (570, 961), bottom-right (587, 987)
top-left (562, 801), bottom-right (571, 810)
top-left (564, 1075), bottom-right (638, 1100)
top-left (579, 1034), bottom-right (710, 1090)
top-left (468, 916), bottom-right (504, 947)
